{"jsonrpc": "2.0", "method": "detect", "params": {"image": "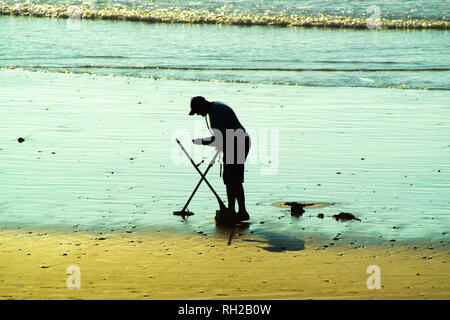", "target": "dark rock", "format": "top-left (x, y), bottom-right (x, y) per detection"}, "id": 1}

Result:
top-left (18, 137), bottom-right (25, 143)
top-left (332, 212), bottom-right (361, 222)
top-left (285, 202), bottom-right (305, 216)
top-left (317, 213), bottom-right (324, 219)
